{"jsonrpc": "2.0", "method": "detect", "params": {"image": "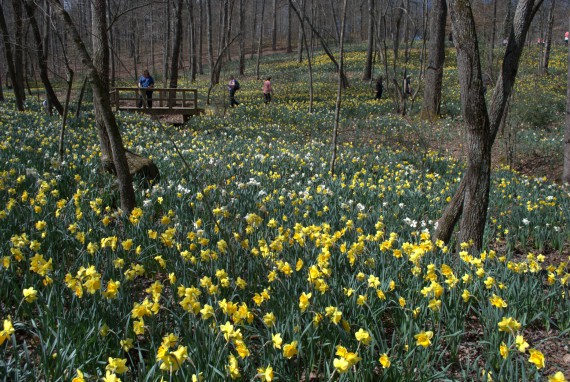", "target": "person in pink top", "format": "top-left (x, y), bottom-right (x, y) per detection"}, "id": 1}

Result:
top-left (565, 31), bottom-right (569, 46)
top-left (263, 77), bottom-right (273, 104)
